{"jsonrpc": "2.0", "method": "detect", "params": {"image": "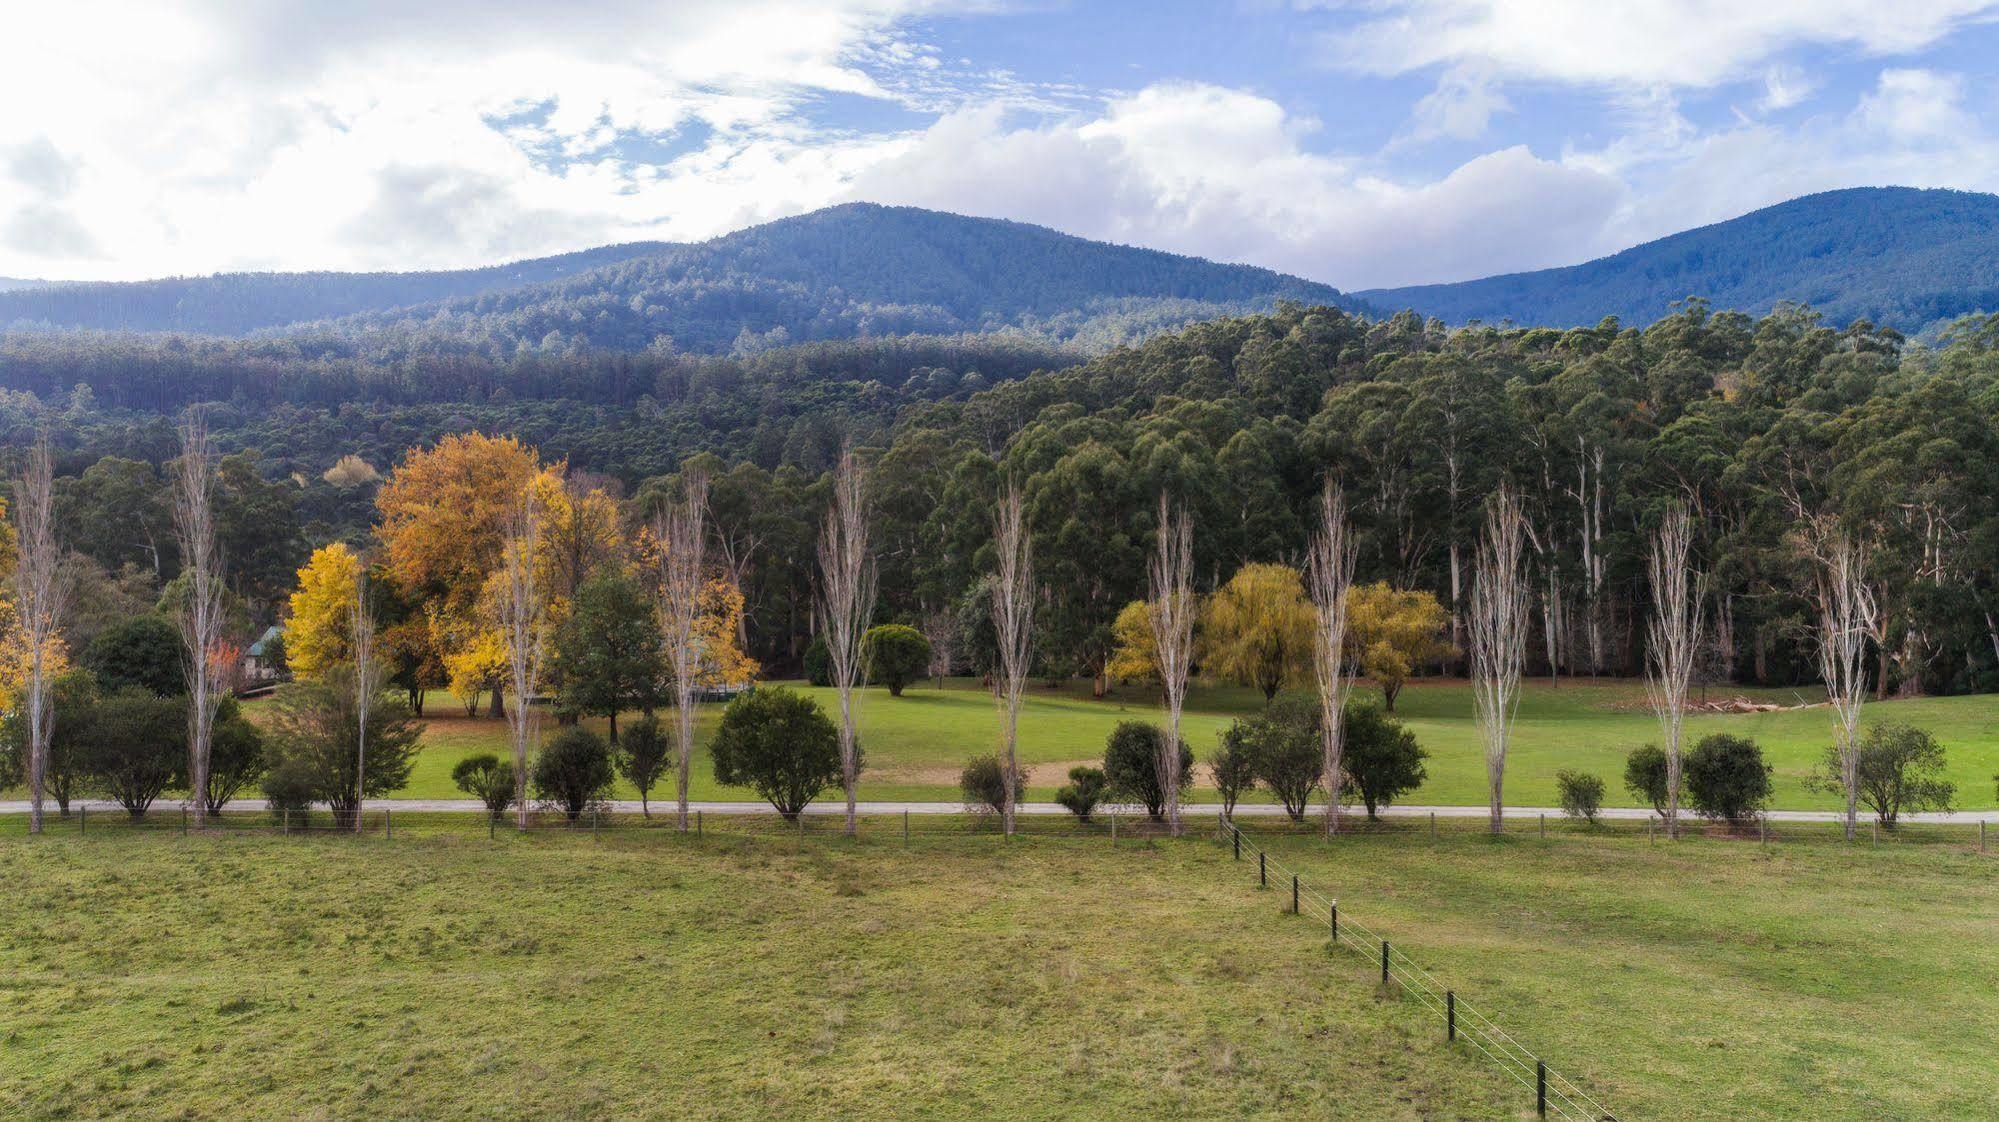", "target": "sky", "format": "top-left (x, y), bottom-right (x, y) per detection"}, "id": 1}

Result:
top-left (4, 0), bottom-right (1999, 289)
